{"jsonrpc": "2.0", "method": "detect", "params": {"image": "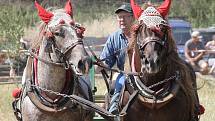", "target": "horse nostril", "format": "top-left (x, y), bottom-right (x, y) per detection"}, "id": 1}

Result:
top-left (145, 58), bottom-right (149, 65)
top-left (156, 59), bottom-right (160, 65)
